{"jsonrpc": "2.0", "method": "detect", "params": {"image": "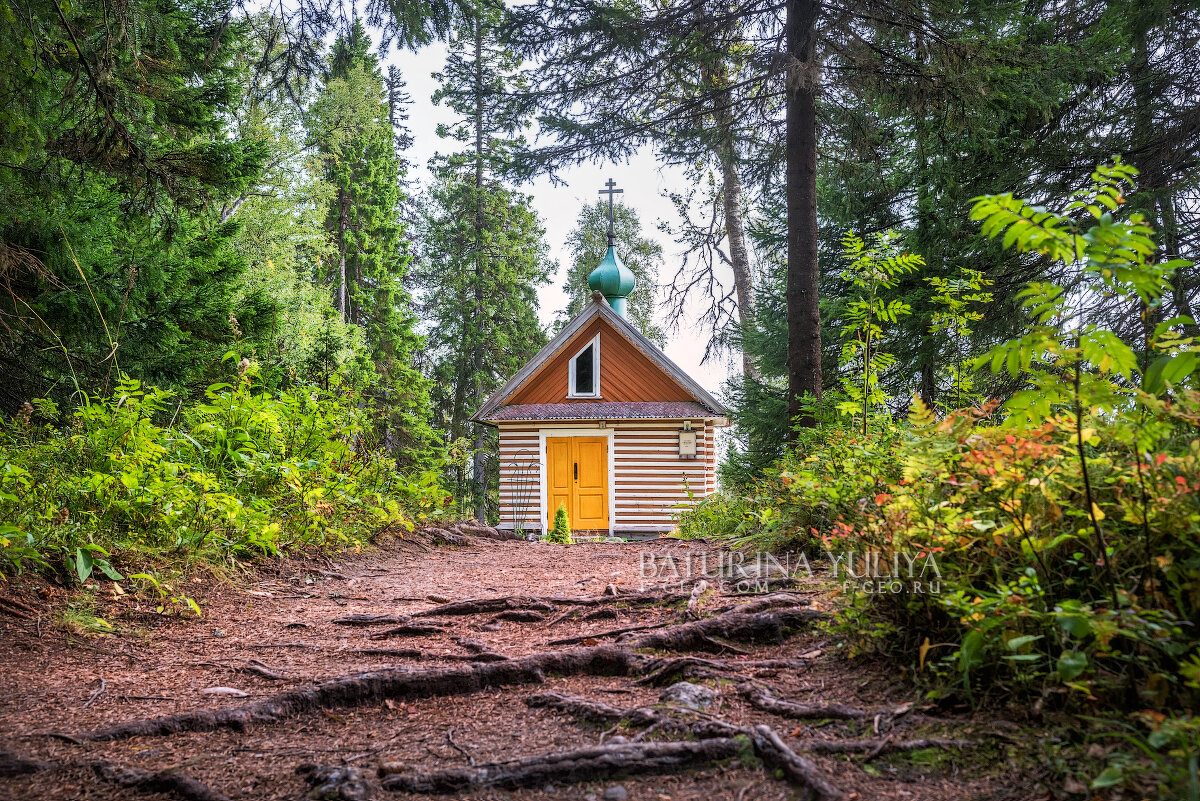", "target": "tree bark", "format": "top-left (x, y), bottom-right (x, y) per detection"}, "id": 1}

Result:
top-left (1129, 23), bottom-right (1199, 339)
top-left (692, 2), bottom-right (758, 381)
top-left (337, 188), bottom-right (349, 322)
top-left (785, 0), bottom-right (822, 435)
top-left (472, 14), bottom-right (489, 521)
top-left (718, 136), bottom-right (758, 380)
